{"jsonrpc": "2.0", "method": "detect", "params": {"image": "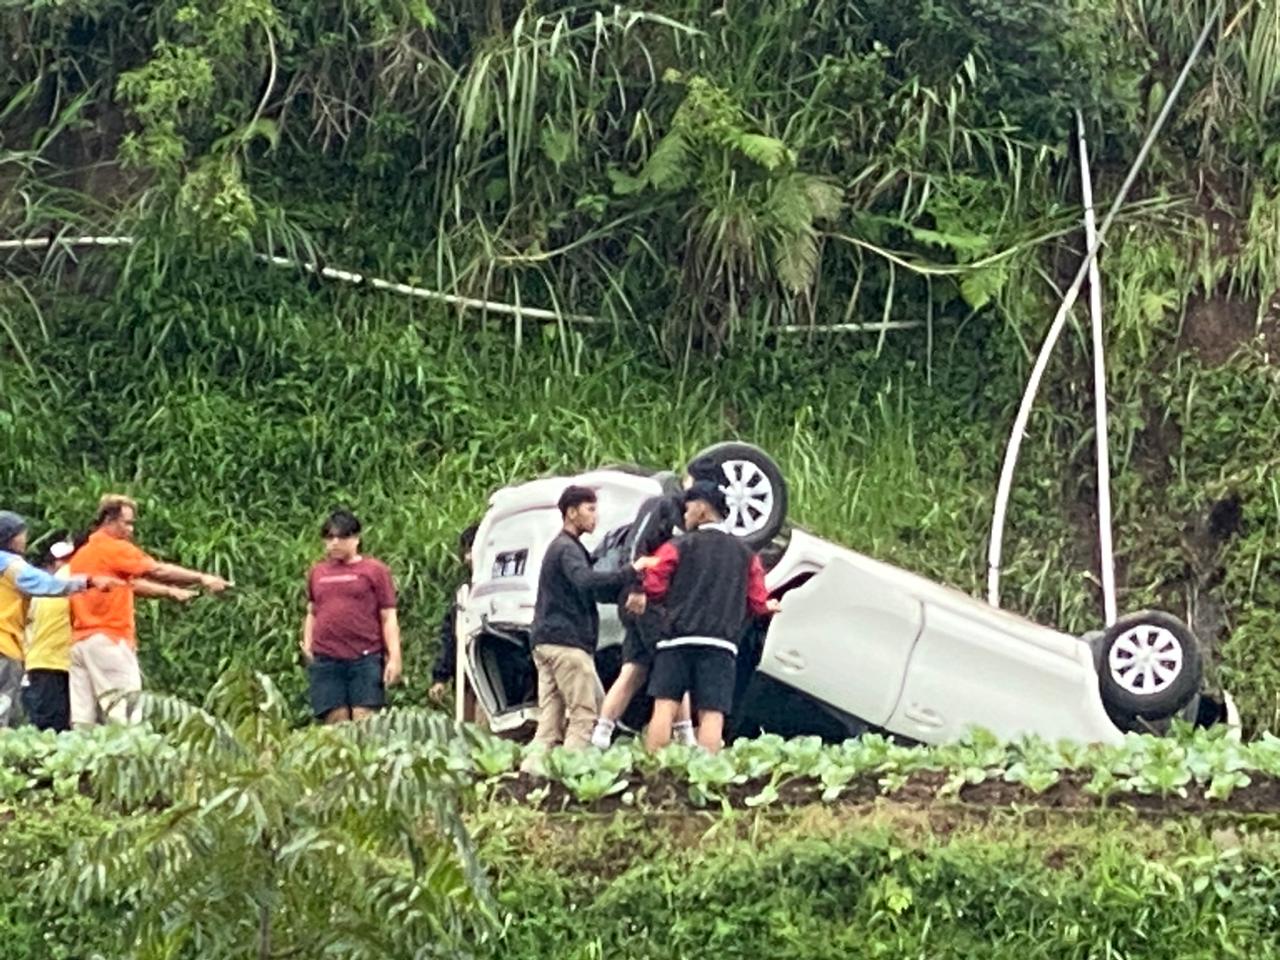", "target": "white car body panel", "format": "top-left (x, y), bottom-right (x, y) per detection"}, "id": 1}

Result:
top-left (758, 558), bottom-right (921, 728)
top-left (459, 470), bottom-right (1156, 745)
top-left (759, 533), bottom-right (1124, 745)
top-left (891, 602), bottom-right (1122, 744)
top-left (469, 470), bottom-right (656, 638)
